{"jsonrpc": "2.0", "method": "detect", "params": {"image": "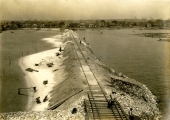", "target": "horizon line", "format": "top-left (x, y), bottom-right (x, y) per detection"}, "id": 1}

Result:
top-left (1, 18), bottom-right (170, 21)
